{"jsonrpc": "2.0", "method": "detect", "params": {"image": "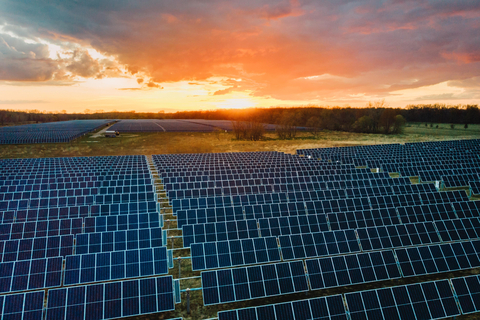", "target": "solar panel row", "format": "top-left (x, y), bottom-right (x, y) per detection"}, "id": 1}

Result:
top-left (202, 261), bottom-right (308, 306)
top-left (218, 279), bottom-right (460, 320)
top-left (46, 276), bottom-right (174, 320)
